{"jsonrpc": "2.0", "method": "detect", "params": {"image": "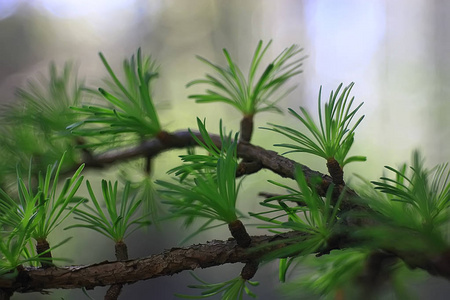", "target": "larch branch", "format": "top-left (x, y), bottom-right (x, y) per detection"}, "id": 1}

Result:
top-left (1, 232), bottom-right (306, 292)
